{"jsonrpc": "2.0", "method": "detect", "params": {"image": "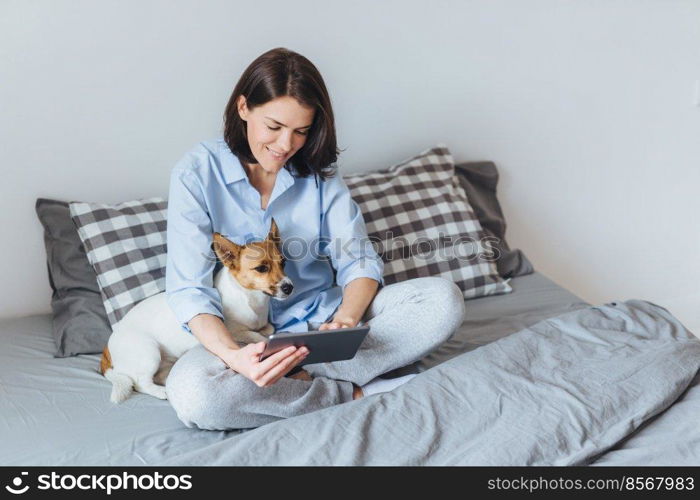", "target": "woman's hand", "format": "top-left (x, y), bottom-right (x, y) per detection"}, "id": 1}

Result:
top-left (319, 313), bottom-right (358, 331)
top-left (220, 342), bottom-right (309, 387)
top-left (318, 278), bottom-right (377, 331)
